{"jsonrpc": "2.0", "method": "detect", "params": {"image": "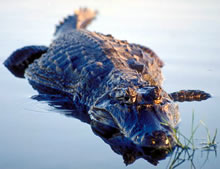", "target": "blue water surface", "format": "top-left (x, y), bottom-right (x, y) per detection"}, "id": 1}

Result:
top-left (0, 0), bottom-right (219, 169)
